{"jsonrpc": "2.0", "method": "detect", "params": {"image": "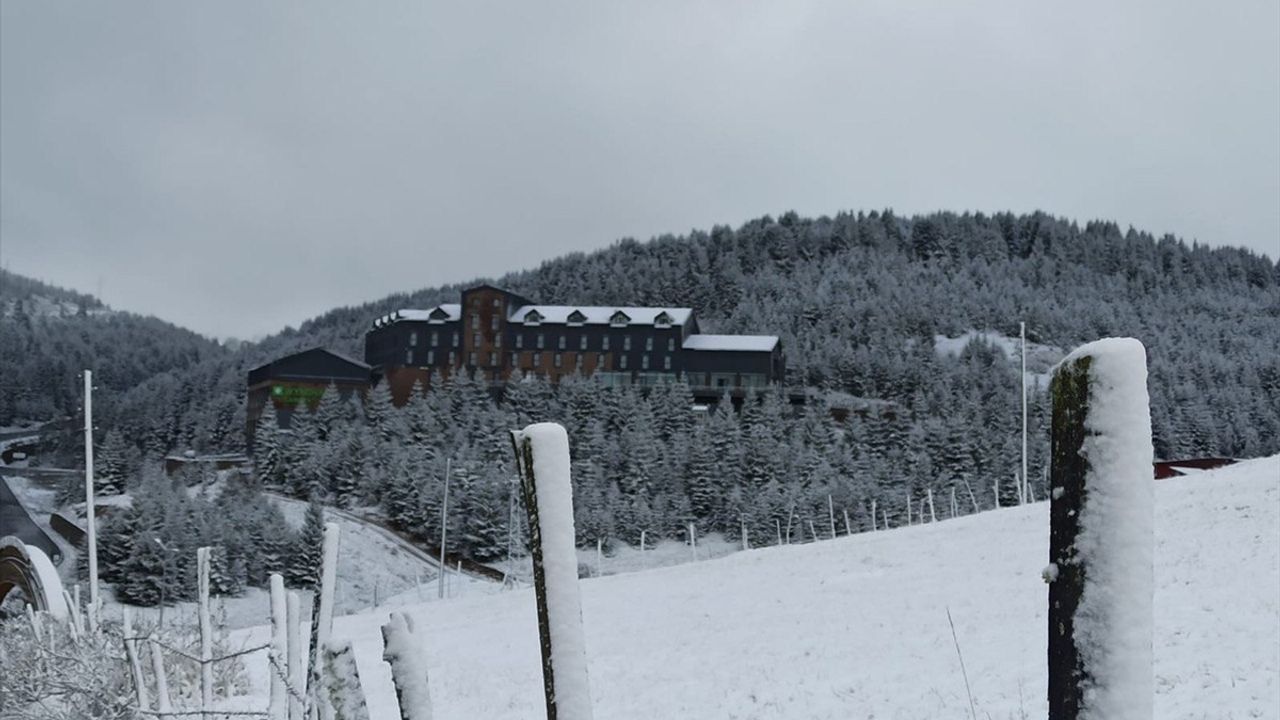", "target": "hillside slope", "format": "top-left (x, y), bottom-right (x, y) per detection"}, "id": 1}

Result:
top-left (112, 211), bottom-right (1279, 465)
top-left (0, 268), bottom-right (228, 429)
top-left (236, 455), bottom-right (1280, 719)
